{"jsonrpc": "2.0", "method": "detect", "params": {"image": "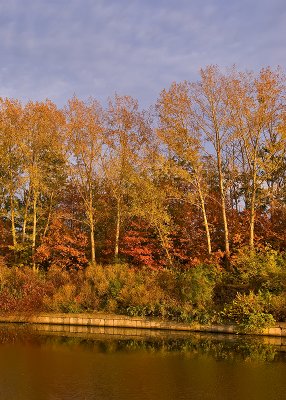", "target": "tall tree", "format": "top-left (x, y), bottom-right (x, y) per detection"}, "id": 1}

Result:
top-left (104, 95), bottom-right (149, 260)
top-left (0, 98), bottom-right (23, 251)
top-left (21, 100), bottom-right (66, 269)
top-left (190, 66), bottom-right (232, 257)
top-left (66, 96), bottom-right (104, 264)
top-left (157, 81), bottom-right (212, 255)
top-left (227, 67), bottom-right (286, 248)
